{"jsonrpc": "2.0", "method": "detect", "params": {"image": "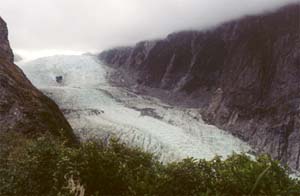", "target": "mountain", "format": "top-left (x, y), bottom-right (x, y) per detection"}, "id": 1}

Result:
top-left (99, 4), bottom-right (300, 170)
top-left (0, 17), bottom-right (76, 143)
